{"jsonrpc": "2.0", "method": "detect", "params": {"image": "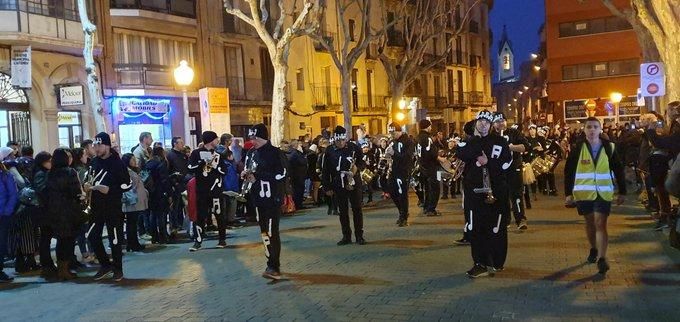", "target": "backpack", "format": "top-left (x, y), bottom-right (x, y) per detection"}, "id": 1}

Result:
top-left (223, 161), bottom-right (239, 192)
